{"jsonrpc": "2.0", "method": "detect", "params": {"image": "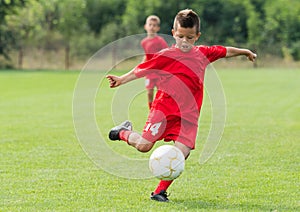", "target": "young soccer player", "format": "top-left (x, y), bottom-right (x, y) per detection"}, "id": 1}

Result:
top-left (106, 9), bottom-right (257, 202)
top-left (141, 15), bottom-right (168, 109)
